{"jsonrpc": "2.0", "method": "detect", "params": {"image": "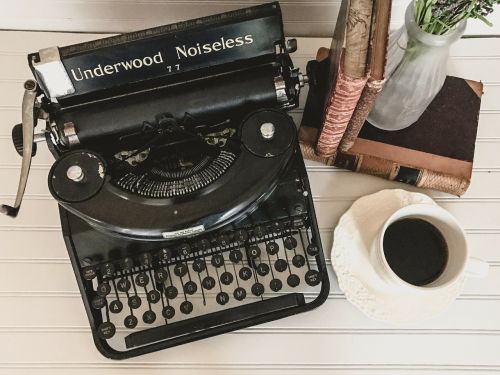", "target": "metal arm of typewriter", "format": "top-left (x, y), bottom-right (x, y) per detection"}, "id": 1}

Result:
top-left (1, 80), bottom-right (46, 217)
